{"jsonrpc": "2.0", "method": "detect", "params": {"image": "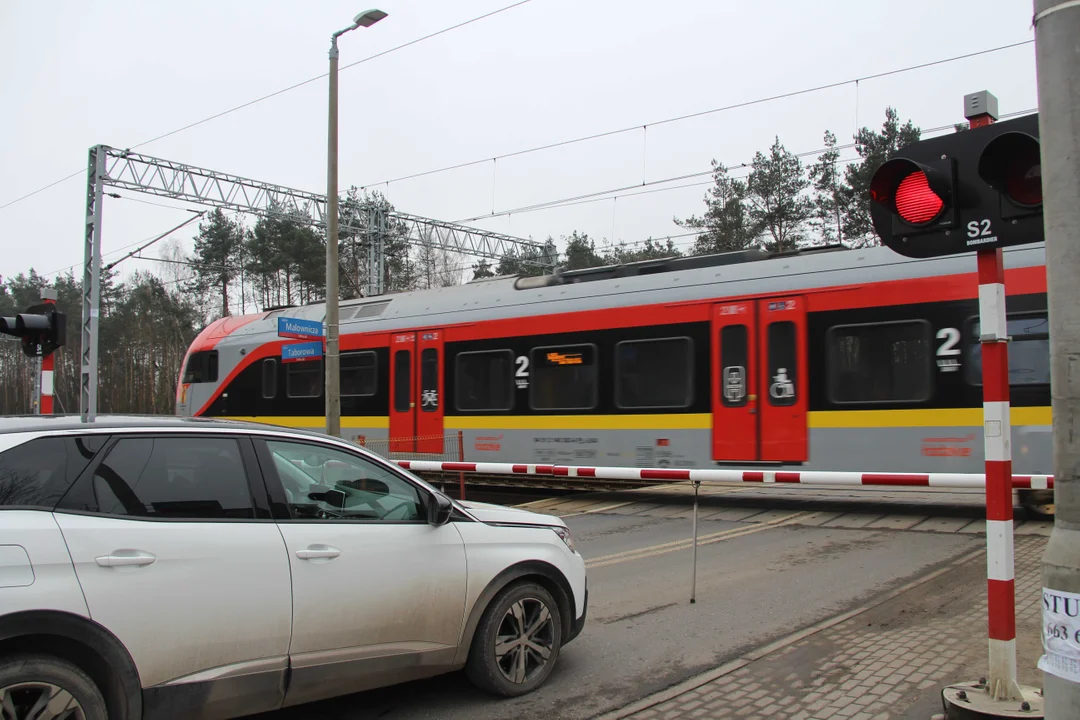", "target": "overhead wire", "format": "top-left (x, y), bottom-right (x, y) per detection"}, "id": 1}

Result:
top-left (0, 0), bottom-right (537, 212)
top-left (361, 40), bottom-right (1035, 190)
